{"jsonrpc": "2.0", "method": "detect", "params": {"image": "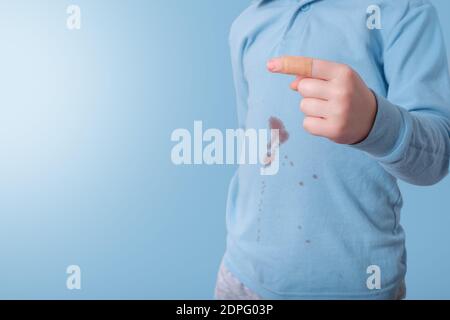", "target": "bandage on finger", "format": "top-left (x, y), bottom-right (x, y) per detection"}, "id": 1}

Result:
top-left (268, 56), bottom-right (313, 77)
